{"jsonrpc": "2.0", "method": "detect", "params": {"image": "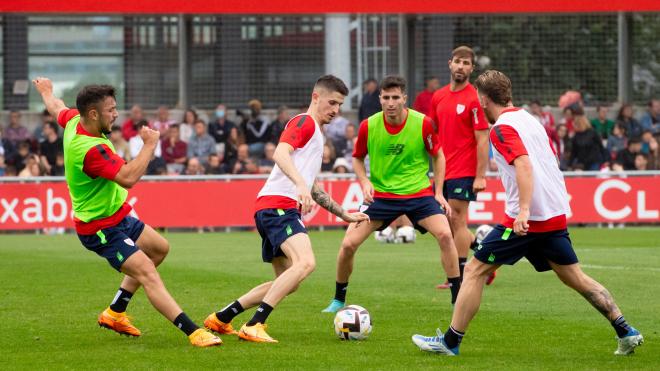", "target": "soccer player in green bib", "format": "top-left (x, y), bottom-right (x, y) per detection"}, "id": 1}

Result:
top-left (33, 77), bottom-right (220, 347)
top-left (322, 76), bottom-right (461, 312)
